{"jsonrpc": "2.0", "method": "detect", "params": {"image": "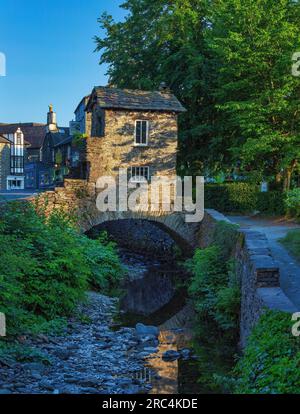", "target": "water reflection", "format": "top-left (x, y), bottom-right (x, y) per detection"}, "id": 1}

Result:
top-left (145, 329), bottom-right (194, 394)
